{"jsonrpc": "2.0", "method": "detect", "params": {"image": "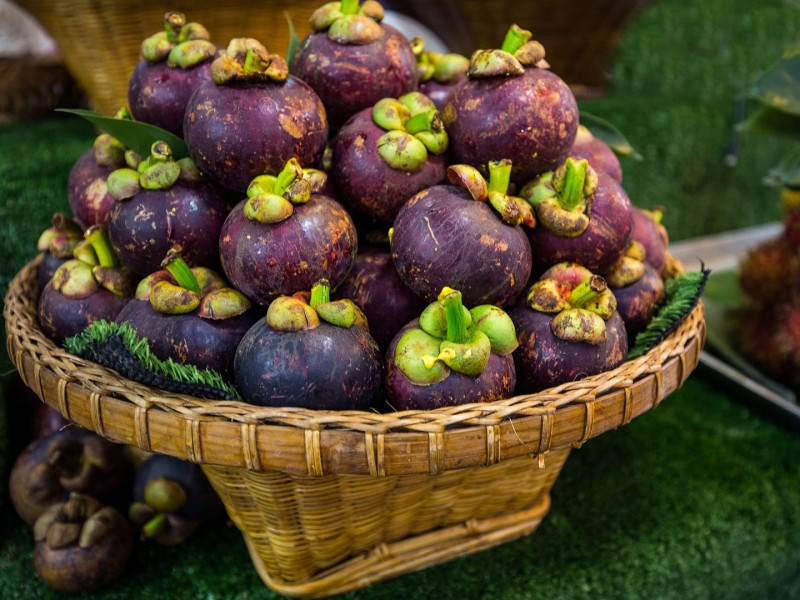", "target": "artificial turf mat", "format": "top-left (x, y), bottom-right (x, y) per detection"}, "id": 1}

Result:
top-left (2, 0), bottom-right (800, 597)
